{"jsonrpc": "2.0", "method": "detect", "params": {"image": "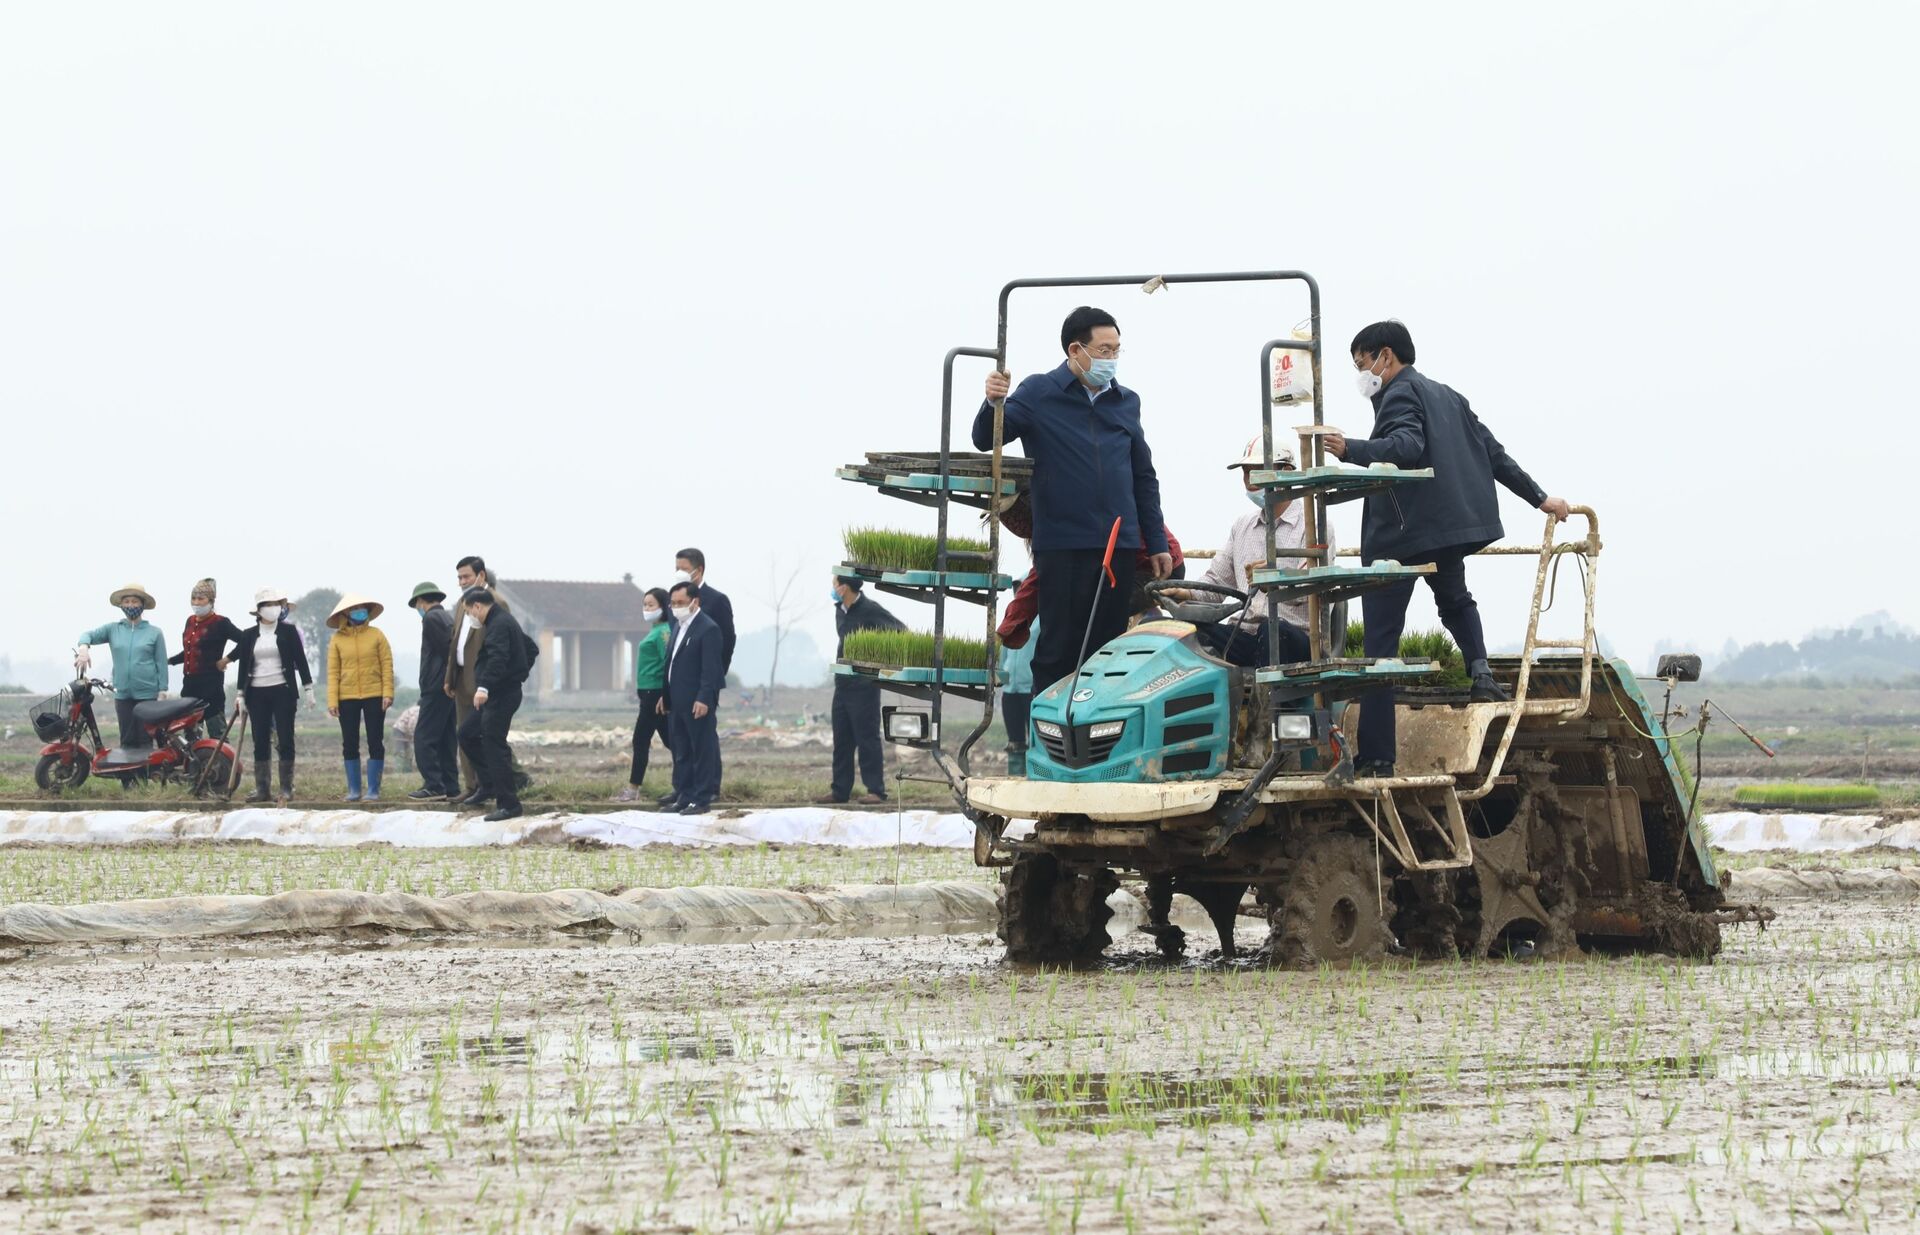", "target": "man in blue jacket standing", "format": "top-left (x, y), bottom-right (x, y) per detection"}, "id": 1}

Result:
top-left (661, 580), bottom-right (725, 816)
top-left (1324, 320), bottom-right (1571, 778)
top-left (975, 307), bottom-right (1172, 696)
